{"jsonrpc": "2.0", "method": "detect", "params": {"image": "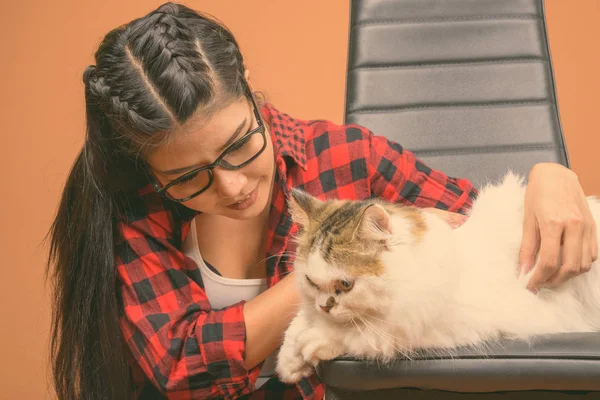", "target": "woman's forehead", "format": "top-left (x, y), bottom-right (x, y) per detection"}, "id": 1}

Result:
top-left (145, 99), bottom-right (252, 172)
